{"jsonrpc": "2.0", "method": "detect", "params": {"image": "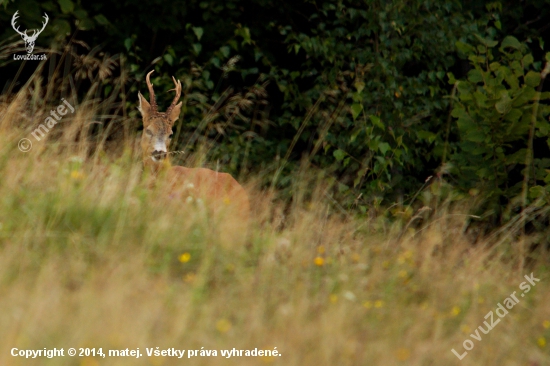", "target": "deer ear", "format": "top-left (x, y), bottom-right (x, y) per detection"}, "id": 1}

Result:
top-left (138, 92), bottom-right (152, 125)
top-left (168, 101), bottom-right (182, 126)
